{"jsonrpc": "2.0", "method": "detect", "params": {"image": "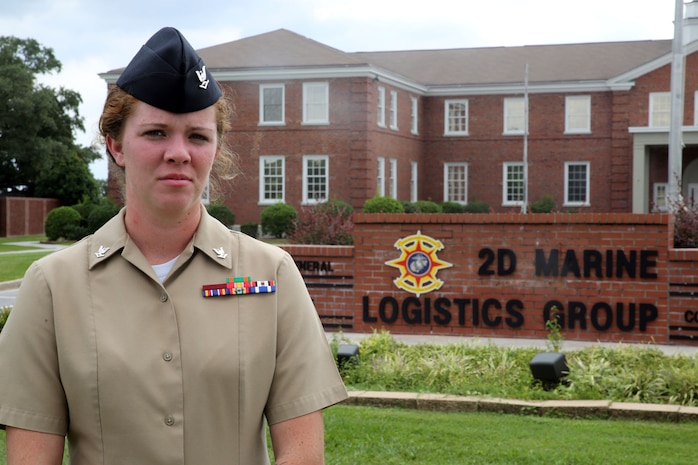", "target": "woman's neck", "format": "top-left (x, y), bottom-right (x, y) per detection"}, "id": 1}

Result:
top-left (124, 205), bottom-right (201, 265)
